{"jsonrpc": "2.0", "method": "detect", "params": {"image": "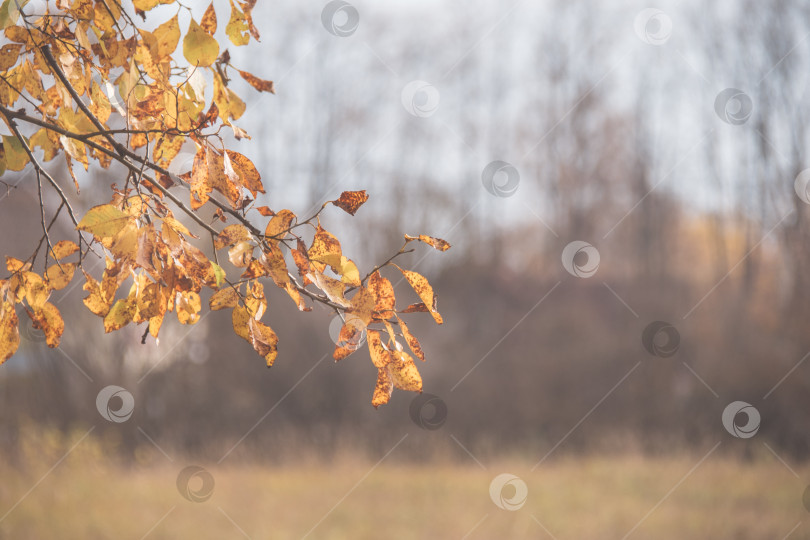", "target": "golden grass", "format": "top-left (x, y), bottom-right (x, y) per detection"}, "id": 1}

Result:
top-left (0, 445), bottom-right (806, 540)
